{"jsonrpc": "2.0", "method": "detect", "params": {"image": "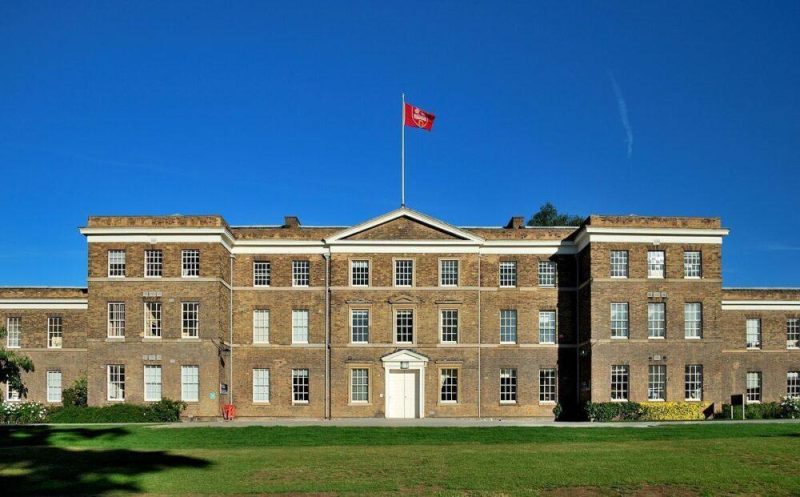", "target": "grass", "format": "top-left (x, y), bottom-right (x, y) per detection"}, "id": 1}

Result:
top-left (1, 423), bottom-right (800, 496)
